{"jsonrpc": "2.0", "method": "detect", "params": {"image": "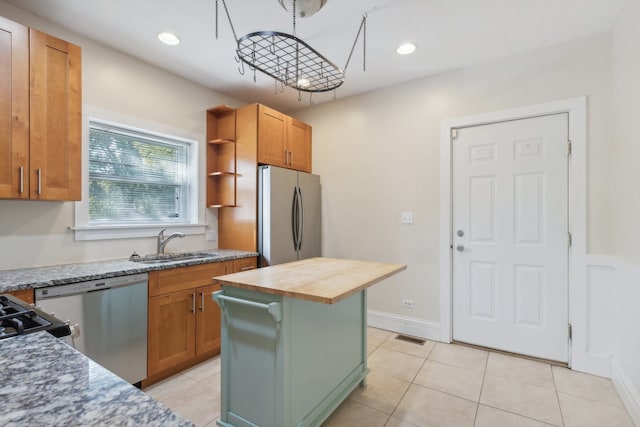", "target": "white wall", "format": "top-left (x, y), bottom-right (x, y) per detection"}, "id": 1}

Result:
top-left (0, 1), bottom-right (243, 269)
top-left (612, 0), bottom-right (640, 267)
top-left (296, 33), bottom-right (612, 327)
top-left (610, 0), bottom-right (640, 423)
